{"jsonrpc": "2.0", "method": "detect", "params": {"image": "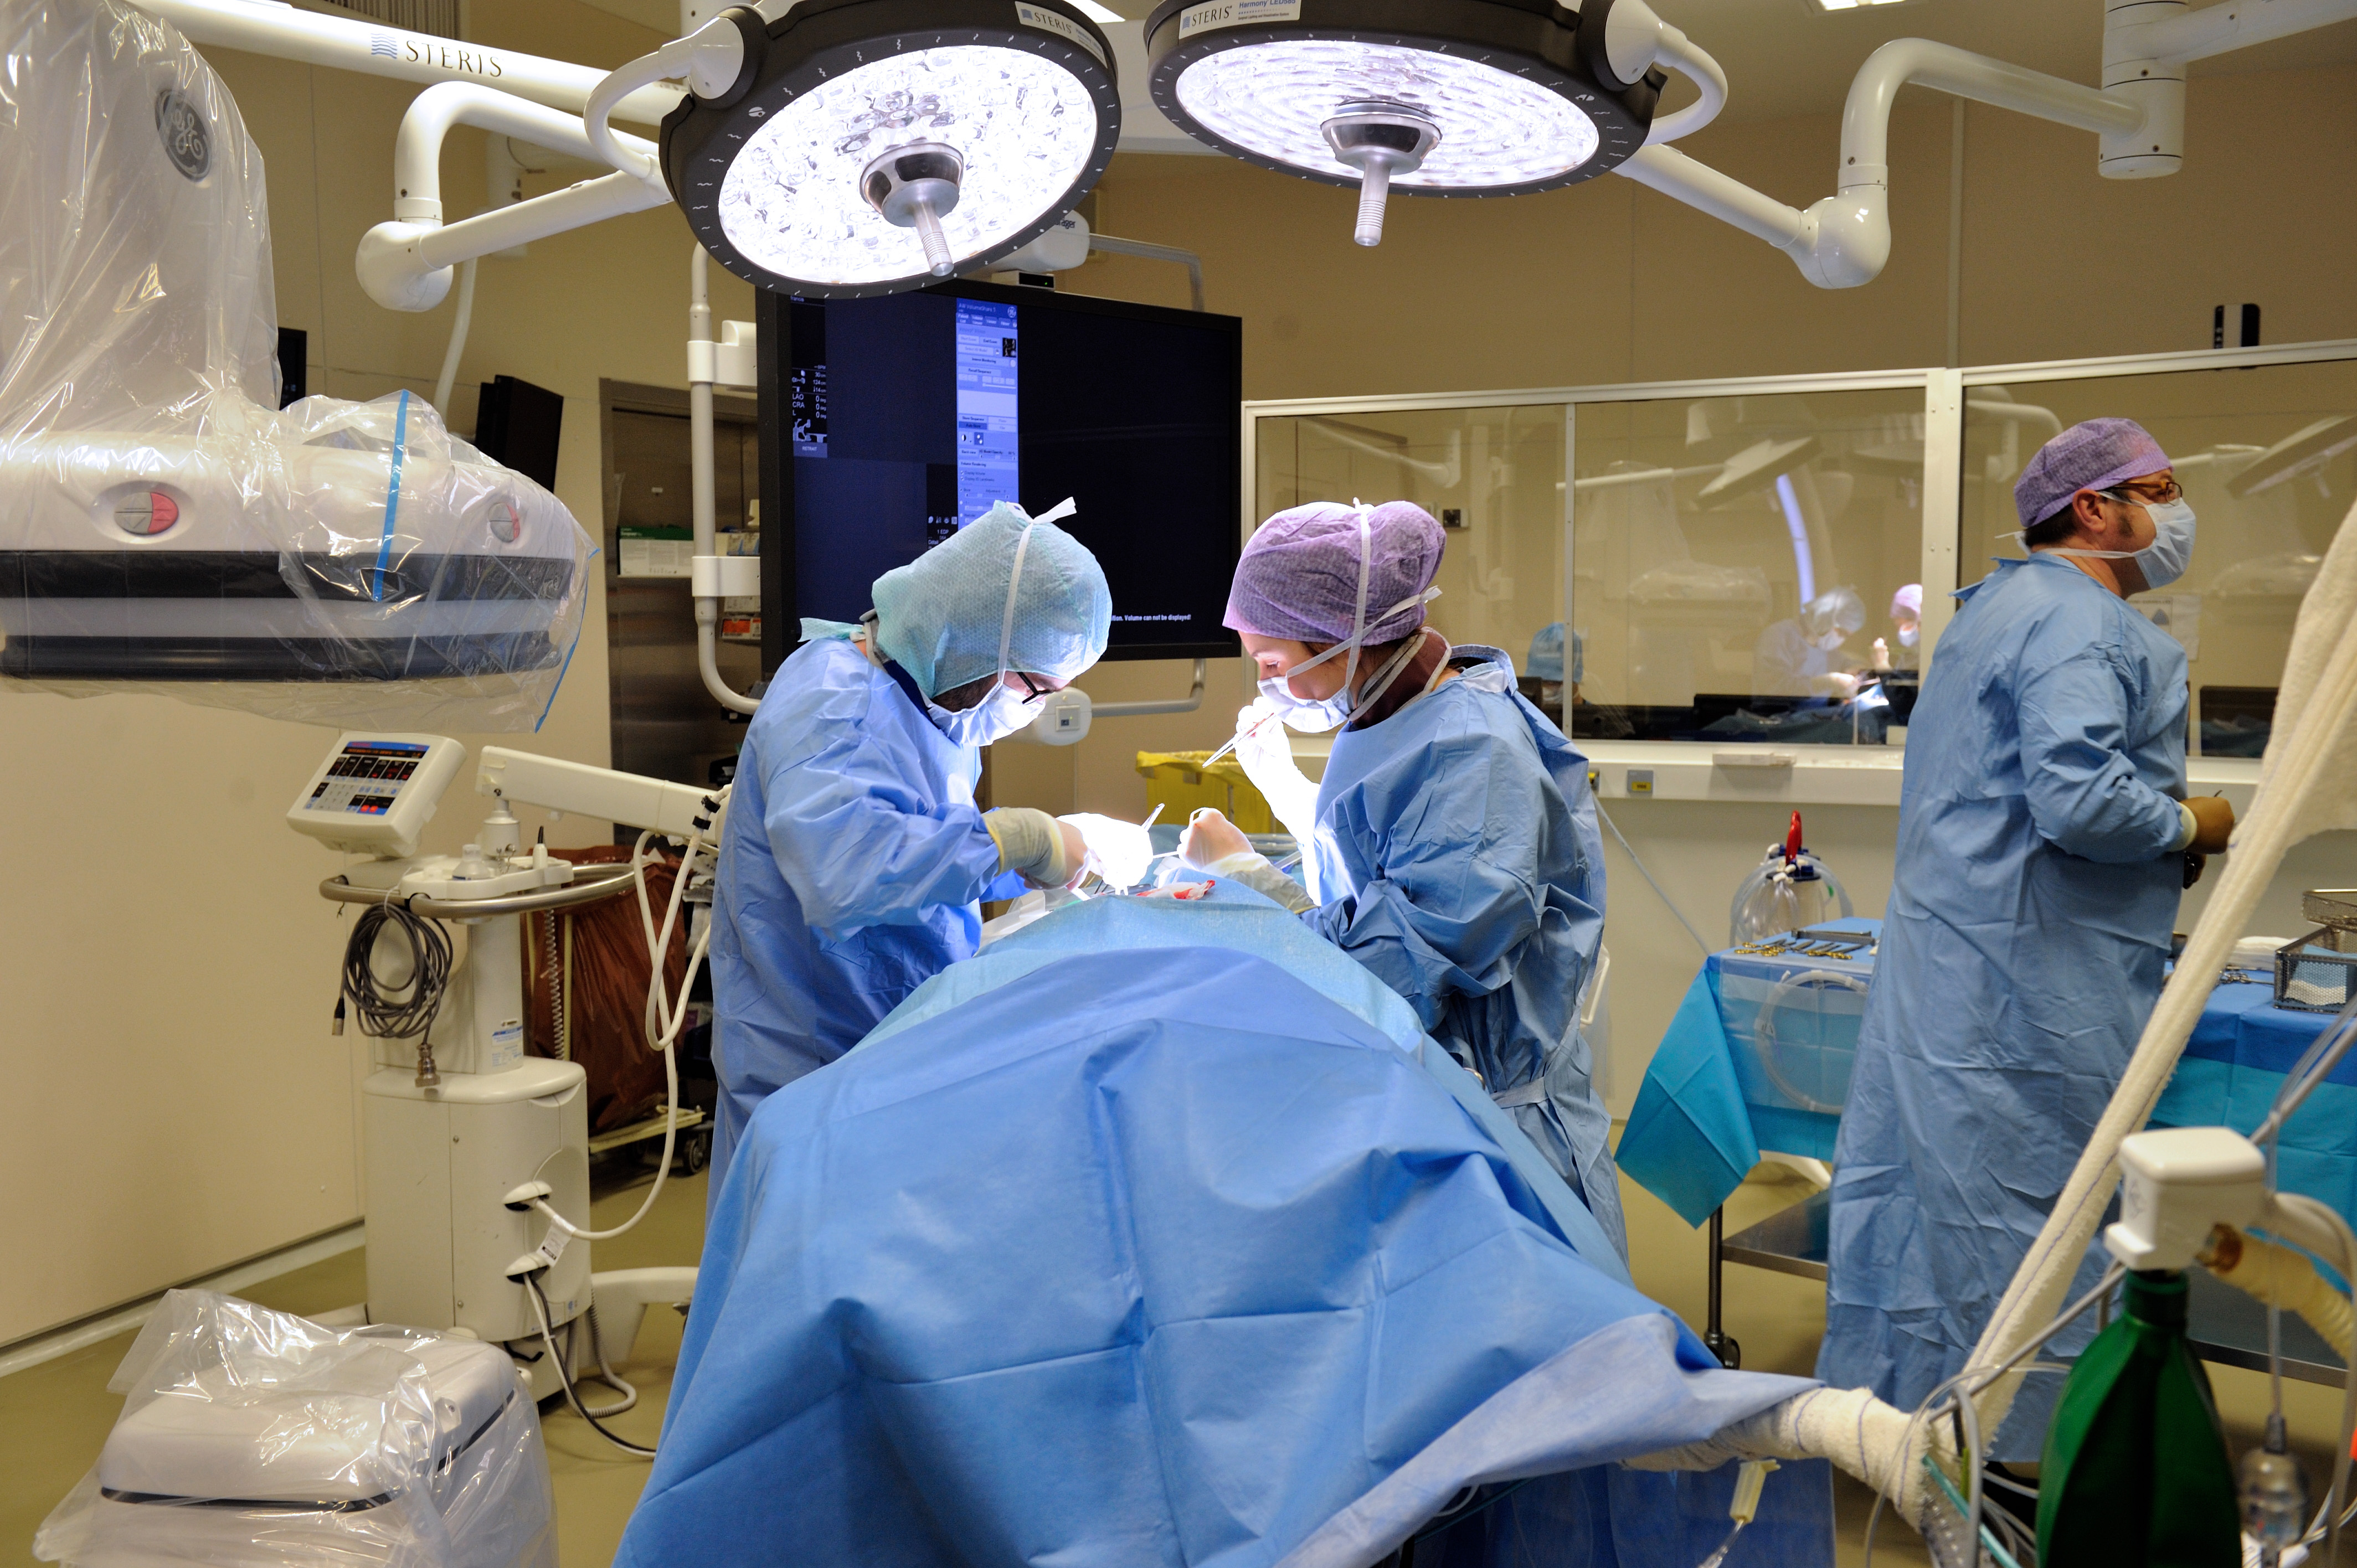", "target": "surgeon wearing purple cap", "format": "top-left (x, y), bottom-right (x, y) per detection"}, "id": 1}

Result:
top-left (1176, 501), bottom-right (1624, 1258)
top-left (1817, 419), bottom-right (2235, 1457)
